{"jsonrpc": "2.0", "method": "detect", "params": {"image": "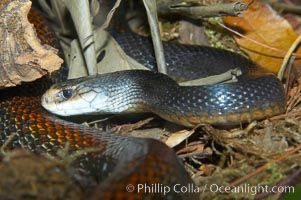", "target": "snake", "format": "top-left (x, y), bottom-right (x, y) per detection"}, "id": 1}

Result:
top-left (0, 5), bottom-right (286, 200)
top-left (41, 32), bottom-right (286, 127)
